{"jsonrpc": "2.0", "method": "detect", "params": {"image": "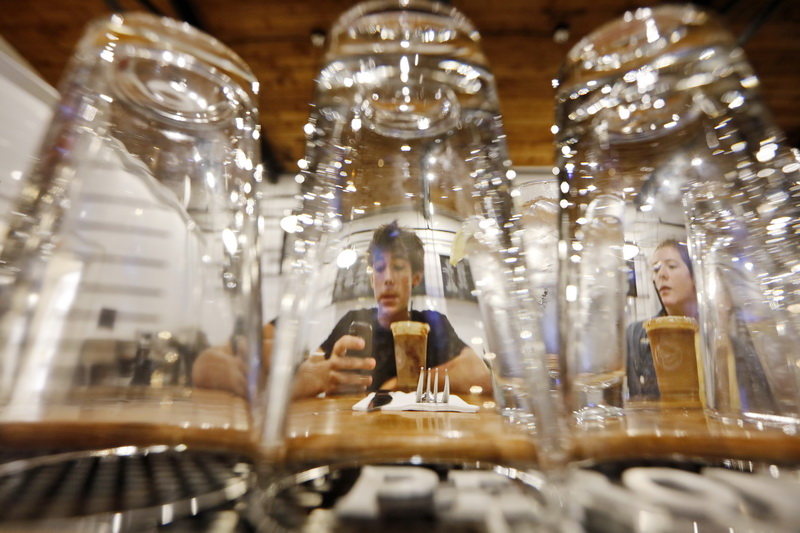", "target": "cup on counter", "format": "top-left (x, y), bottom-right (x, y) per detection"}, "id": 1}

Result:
top-left (391, 321), bottom-right (430, 392)
top-left (644, 317), bottom-right (704, 408)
